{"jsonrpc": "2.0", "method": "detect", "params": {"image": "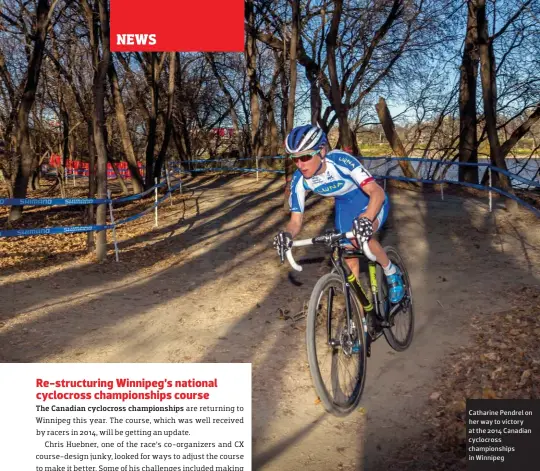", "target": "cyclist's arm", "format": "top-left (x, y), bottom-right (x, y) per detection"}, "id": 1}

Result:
top-left (359, 181), bottom-right (385, 222)
top-left (285, 212), bottom-right (303, 238)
